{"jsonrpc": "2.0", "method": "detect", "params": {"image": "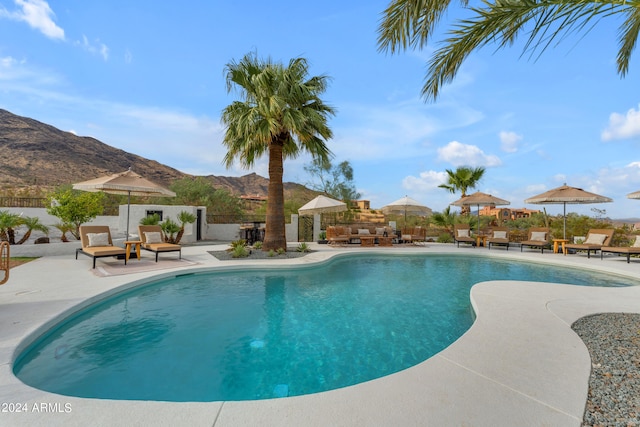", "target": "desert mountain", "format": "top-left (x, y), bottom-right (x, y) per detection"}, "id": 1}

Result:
top-left (0, 109), bottom-right (312, 198)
